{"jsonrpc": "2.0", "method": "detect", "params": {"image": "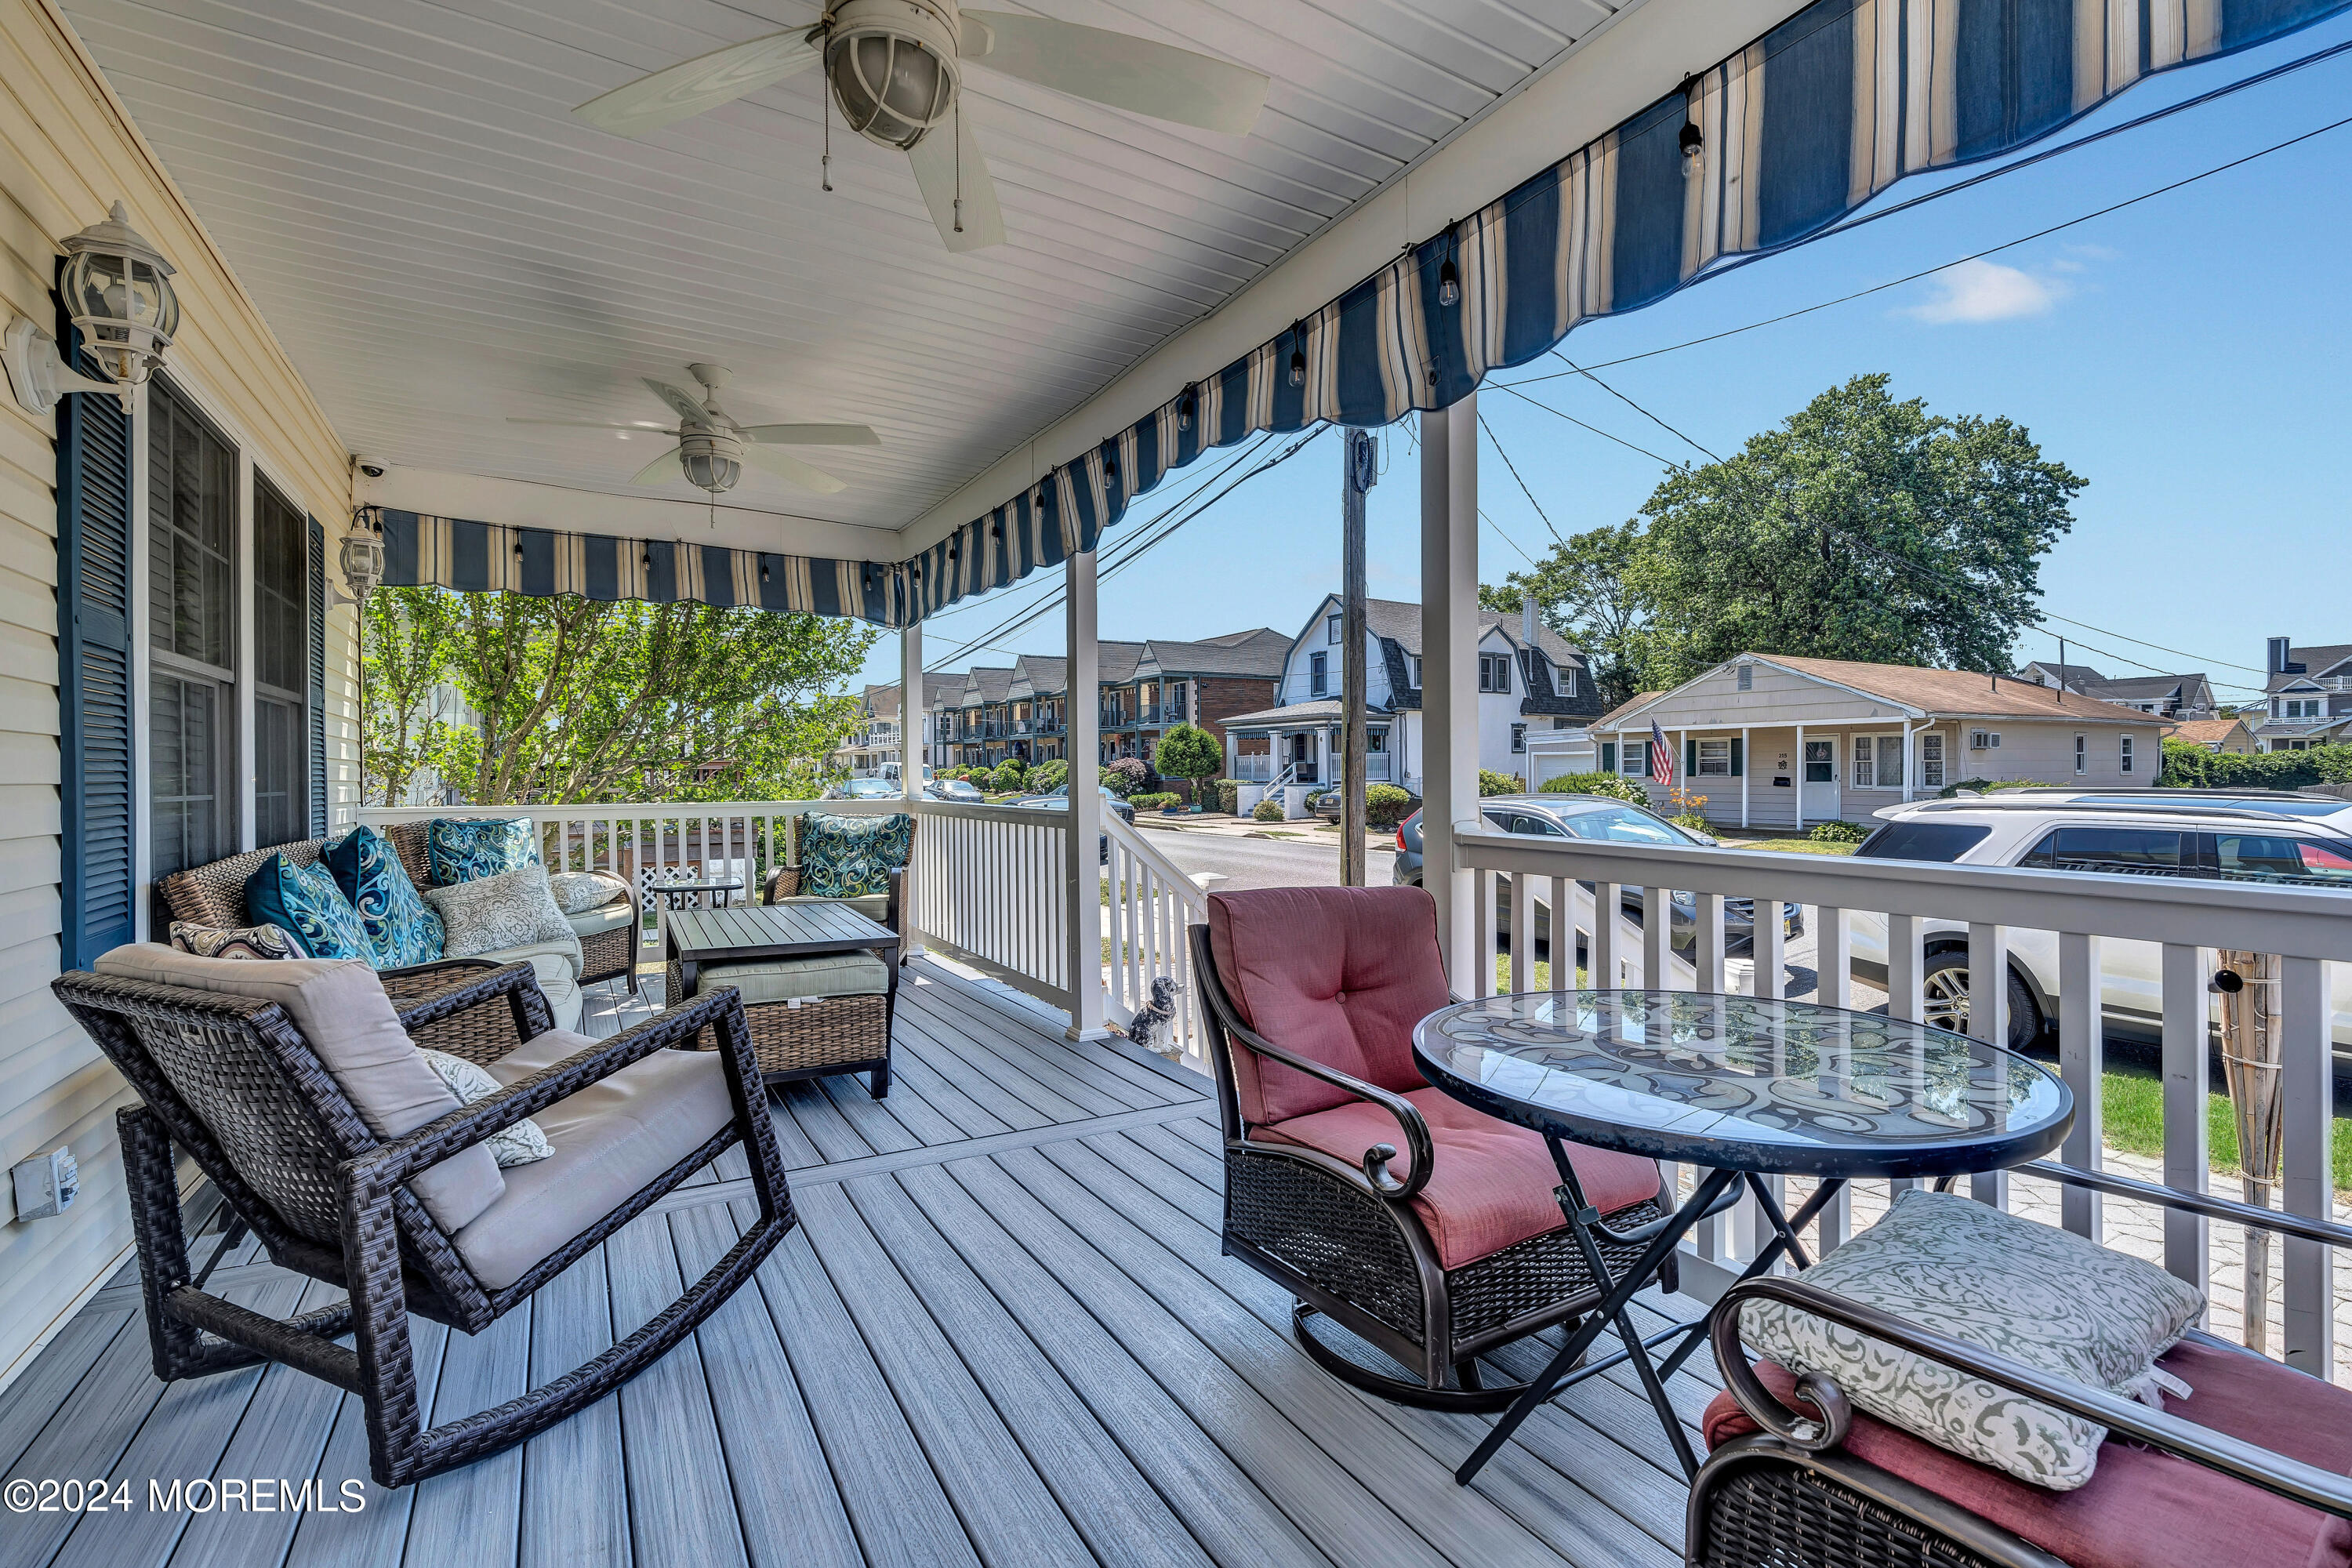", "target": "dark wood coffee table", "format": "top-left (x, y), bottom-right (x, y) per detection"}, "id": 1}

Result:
top-left (666, 902), bottom-right (902, 1095)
